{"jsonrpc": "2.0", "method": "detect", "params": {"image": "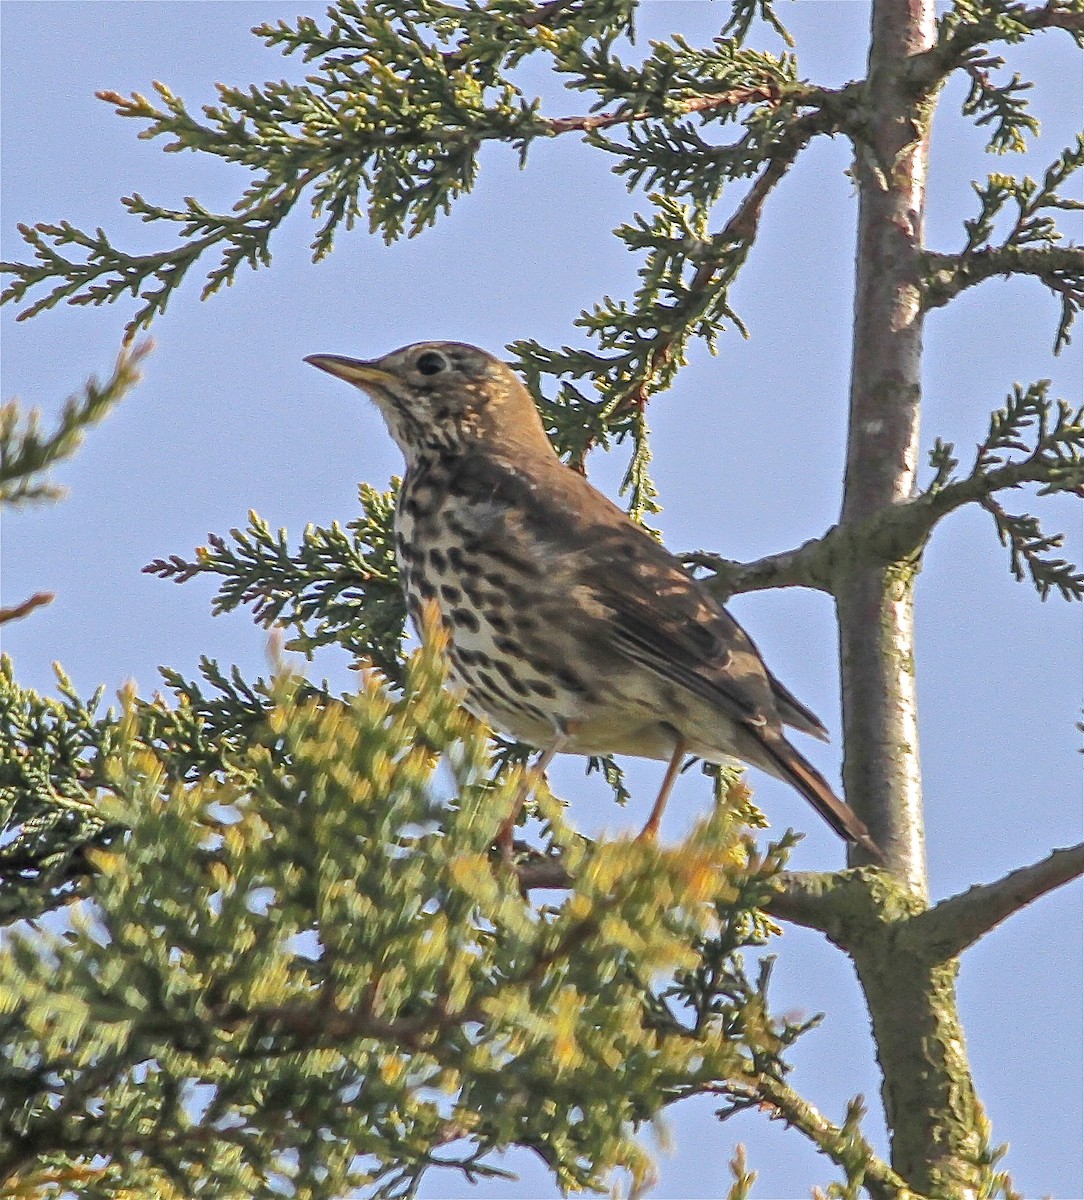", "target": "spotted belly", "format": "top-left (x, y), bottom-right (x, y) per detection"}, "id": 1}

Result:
top-left (392, 476), bottom-right (680, 761)
top-left (411, 580), bottom-right (571, 743)
top-left (395, 537), bottom-right (585, 749)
